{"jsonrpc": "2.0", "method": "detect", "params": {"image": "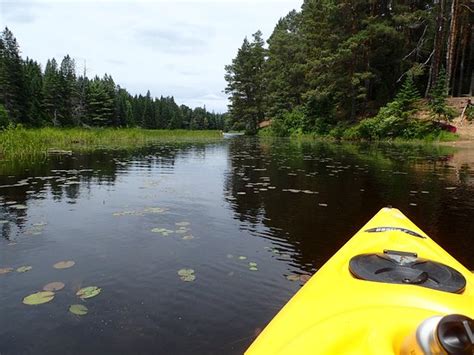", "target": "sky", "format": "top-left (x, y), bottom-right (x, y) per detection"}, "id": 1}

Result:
top-left (0, 0), bottom-right (303, 112)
